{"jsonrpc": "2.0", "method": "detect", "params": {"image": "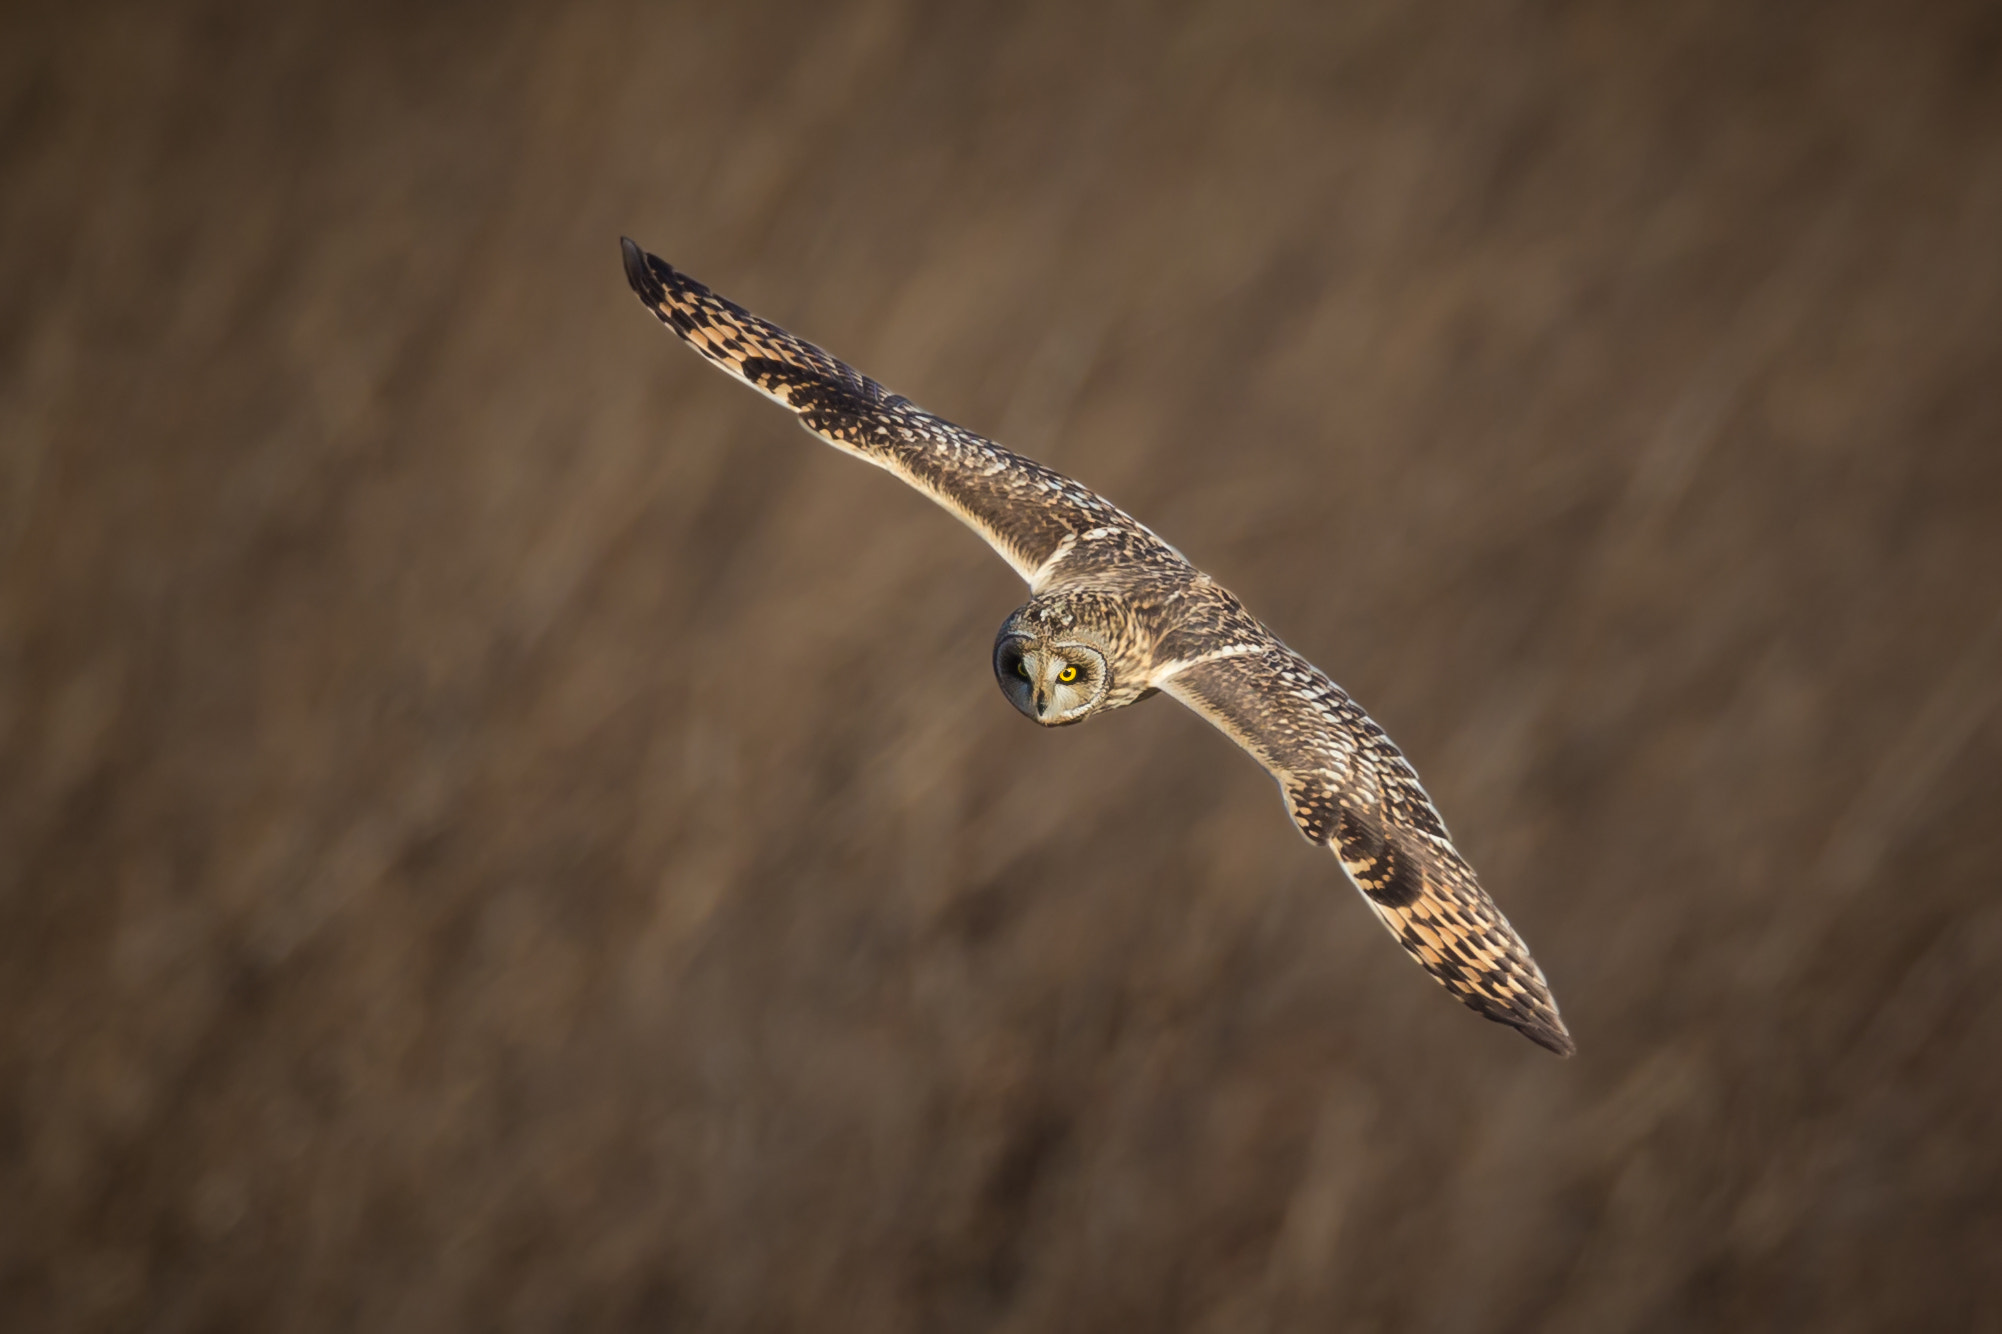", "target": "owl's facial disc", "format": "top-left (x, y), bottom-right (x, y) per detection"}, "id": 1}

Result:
top-left (994, 636), bottom-right (1109, 725)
